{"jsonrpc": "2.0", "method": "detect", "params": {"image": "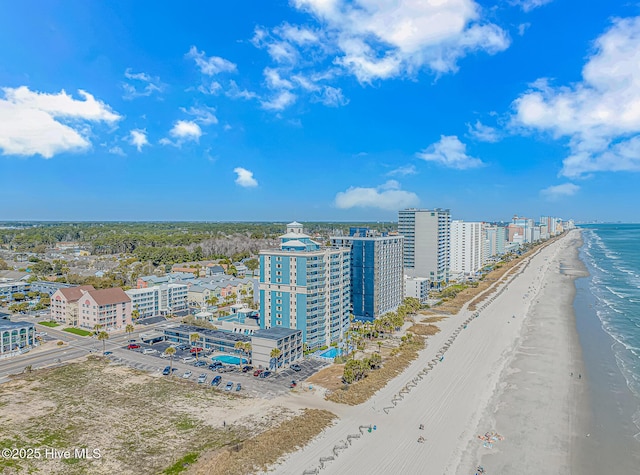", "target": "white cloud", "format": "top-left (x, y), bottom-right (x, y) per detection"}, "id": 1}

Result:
top-left (0, 86), bottom-right (120, 158)
top-left (198, 81), bottom-right (223, 95)
top-left (540, 183), bottom-right (580, 199)
top-left (387, 164), bottom-right (418, 176)
top-left (186, 46), bottom-right (237, 75)
top-left (416, 135), bottom-right (484, 169)
top-left (517, 23), bottom-right (531, 36)
top-left (122, 68), bottom-right (164, 99)
top-left (264, 68), bottom-right (294, 90)
top-left (129, 129), bottom-right (149, 152)
top-left (108, 146), bottom-right (126, 156)
top-left (512, 17), bottom-right (640, 177)
top-left (226, 80), bottom-right (259, 100)
top-left (512, 0), bottom-right (554, 12)
top-left (319, 86), bottom-right (348, 106)
top-left (234, 167), bottom-right (258, 187)
top-left (290, 0), bottom-right (510, 82)
top-left (161, 120), bottom-right (202, 146)
top-left (261, 90), bottom-right (297, 110)
top-left (335, 180), bottom-right (419, 210)
top-left (180, 105), bottom-right (218, 125)
top-left (467, 120), bottom-right (500, 142)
